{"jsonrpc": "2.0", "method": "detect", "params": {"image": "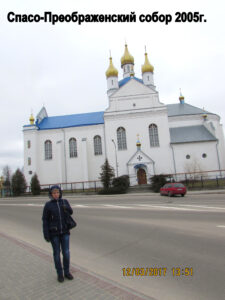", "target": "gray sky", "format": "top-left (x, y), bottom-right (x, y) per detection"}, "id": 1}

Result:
top-left (1, 0), bottom-right (225, 175)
